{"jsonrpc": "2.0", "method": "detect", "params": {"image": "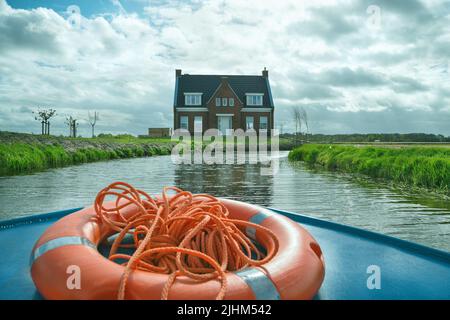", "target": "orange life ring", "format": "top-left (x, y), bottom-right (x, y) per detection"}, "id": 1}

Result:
top-left (30, 198), bottom-right (325, 299)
